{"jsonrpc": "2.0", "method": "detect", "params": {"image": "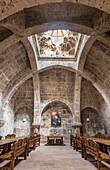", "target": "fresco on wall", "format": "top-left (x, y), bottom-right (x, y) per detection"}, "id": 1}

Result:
top-left (37, 30), bottom-right (81, 58)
